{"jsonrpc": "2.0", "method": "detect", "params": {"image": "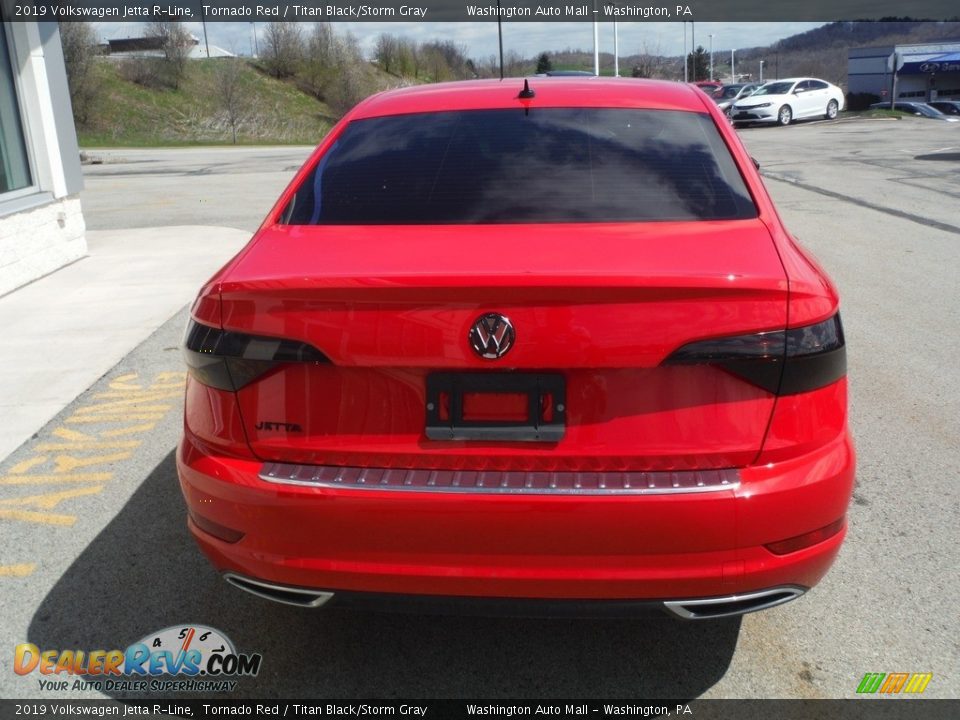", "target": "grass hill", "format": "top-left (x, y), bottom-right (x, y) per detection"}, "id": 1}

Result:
top-left (79, 58), bottom-right (340, 147)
